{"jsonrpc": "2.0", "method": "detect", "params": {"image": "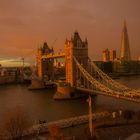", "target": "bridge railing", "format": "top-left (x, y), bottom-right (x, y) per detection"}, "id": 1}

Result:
top-left (41, 52), bottom-right (65, 59)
